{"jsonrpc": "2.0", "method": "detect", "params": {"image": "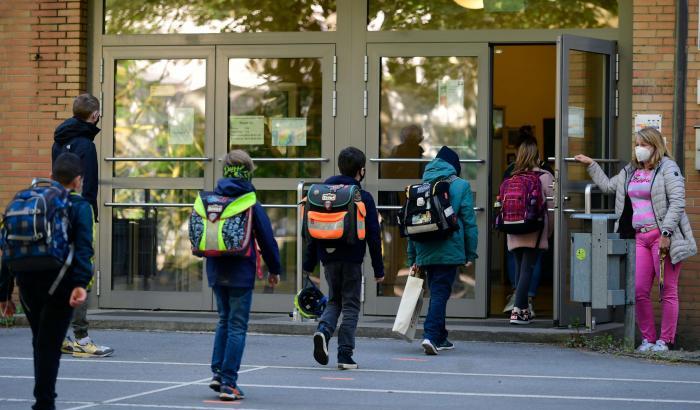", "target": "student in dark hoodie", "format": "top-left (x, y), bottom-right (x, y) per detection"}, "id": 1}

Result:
top-left (52, 94), bottom-right (113, 359)
top-left (206, 150), bottom-right (281, 401)
top-left (0, 153), bottom-right (94, 410)
top-left (305, 147), bottom-right (384, 370)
